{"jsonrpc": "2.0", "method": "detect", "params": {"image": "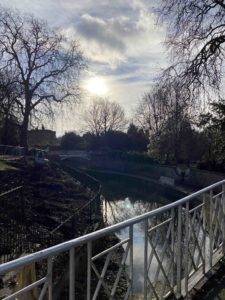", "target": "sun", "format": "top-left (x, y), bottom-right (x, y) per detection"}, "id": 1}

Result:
top-left (86, 77), bottom-right (108, 96)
